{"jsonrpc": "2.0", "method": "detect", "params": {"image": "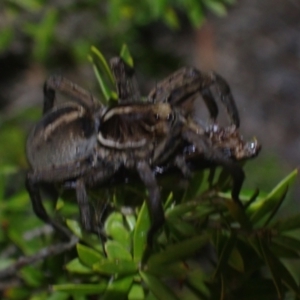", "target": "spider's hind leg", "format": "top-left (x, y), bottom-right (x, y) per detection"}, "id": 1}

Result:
top-left (25, 173), bottom-right (72, 239)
